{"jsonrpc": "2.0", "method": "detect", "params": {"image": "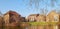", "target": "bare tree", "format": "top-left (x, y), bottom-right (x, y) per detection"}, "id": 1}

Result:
top-left (23, 0), bottom-right (48, 15)
top-left (29, 0), bottom-right (43, 9)
top-left (51, 0), bottom-right (57, 8)
top-left (56, 10), bottom-right (60, 14)
top-left (29, 0), bottom-right (48, 15)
